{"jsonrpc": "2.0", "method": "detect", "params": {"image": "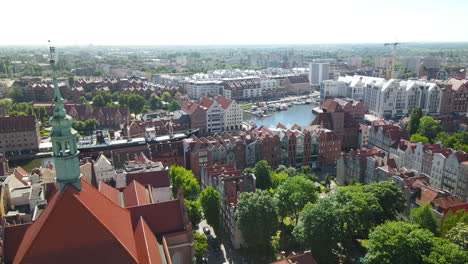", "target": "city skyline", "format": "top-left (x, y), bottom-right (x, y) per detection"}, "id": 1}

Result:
top-left (2, 0), bottom-right (468, 46)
